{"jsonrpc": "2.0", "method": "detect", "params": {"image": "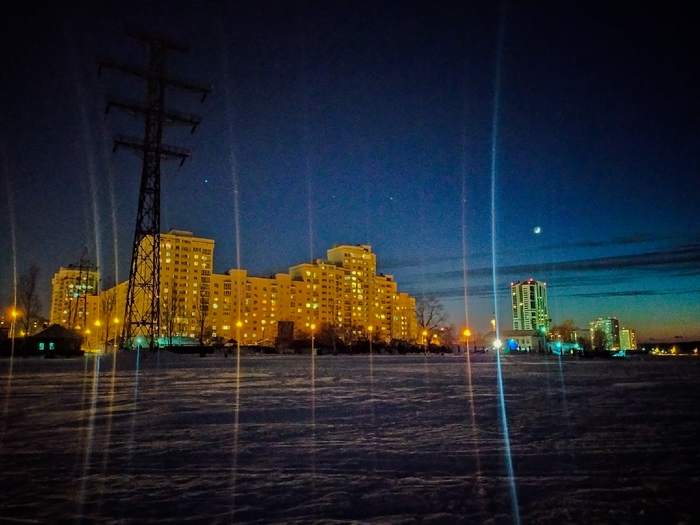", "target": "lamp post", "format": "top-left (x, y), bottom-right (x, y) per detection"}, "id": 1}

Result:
top-left (538, 326), bottom-right (547, 354)
top-left (93, 319), bottom-right (102, 352)
top-left (235, 320), bottom-right (243, 357)
top-left (112, 317), bottom-right (120, 351)
top-left (10, 308), bottom-right (20, 350)
top-left (463, 328), bottom-right (471, 354)
top-left (422, 329), bottom-right (428, 355)
top-left (367, 325), bottom-right (373, 356)
top-left (310, 323), bottom-right (316, 356)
